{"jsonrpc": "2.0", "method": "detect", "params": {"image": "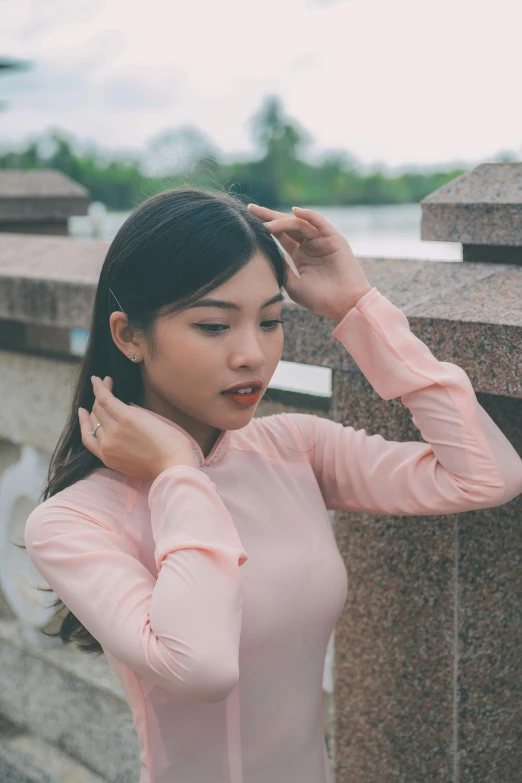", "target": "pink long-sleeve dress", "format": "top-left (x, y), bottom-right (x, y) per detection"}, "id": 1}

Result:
top-left (24, 287), bottom-right (522, 783)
